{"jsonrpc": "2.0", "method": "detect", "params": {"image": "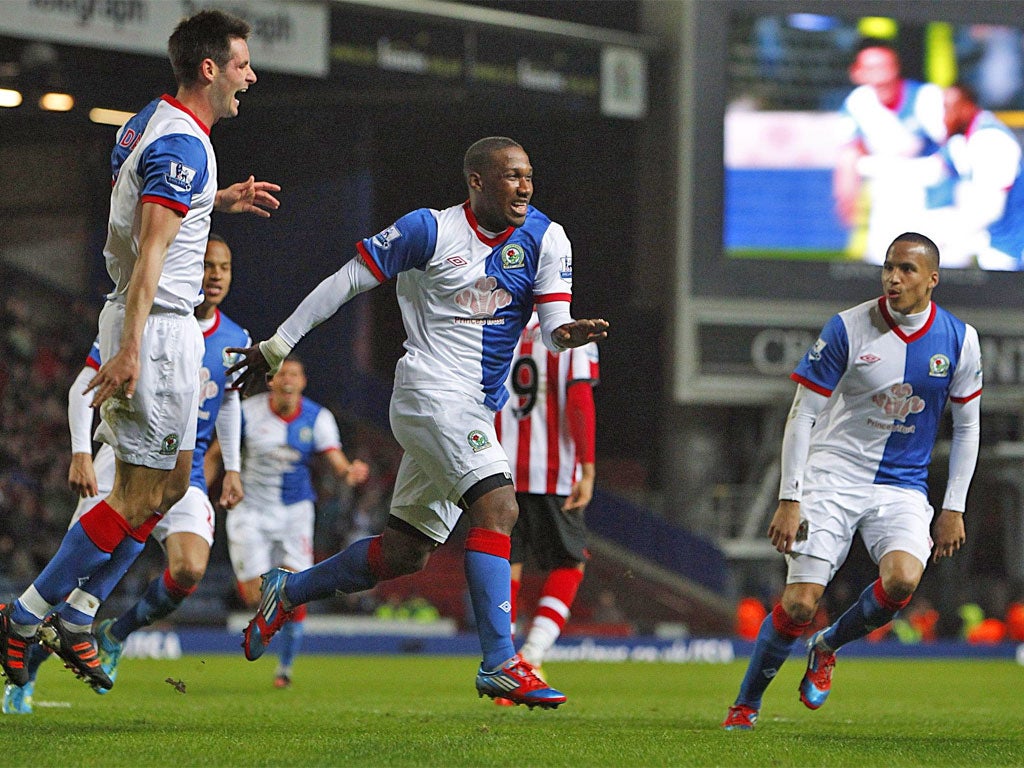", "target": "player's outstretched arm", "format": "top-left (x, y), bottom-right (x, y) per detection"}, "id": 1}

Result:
top-left (215, 176), bottom-right (281, 217)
